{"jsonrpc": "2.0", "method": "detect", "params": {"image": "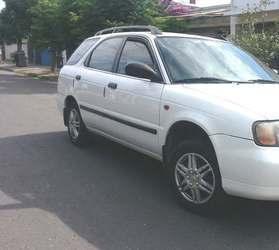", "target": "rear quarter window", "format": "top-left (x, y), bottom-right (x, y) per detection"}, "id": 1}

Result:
top-left (67, 38), bottom-right (100, 65)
